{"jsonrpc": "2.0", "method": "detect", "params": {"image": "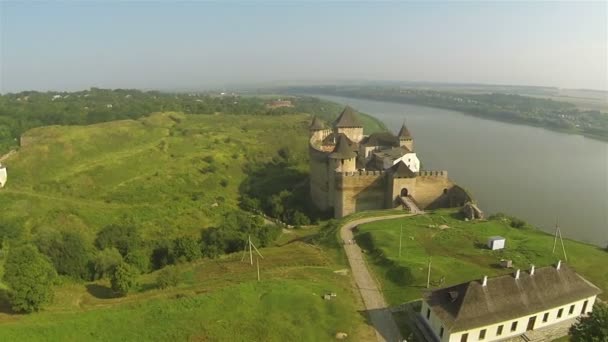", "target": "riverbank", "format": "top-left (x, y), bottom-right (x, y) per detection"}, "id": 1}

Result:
top-left (289, 88), bottom-right (608, 142)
